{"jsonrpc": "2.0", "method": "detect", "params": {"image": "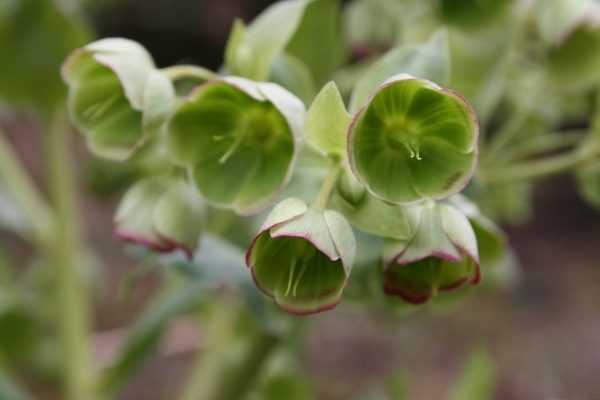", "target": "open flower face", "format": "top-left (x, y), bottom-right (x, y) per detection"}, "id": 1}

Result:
top-left (168, 77), bottom-right (304, 215)
top-left (114, 177), bottom-right (204, 260)
top-left (348, 75), bottom-right (478, 204)
top-left (62, 38), bottom-right (175, 161)
top-left (383, 201), bottom-right (480, 304)
top-left (246, 198), bottom-right (355, 315)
